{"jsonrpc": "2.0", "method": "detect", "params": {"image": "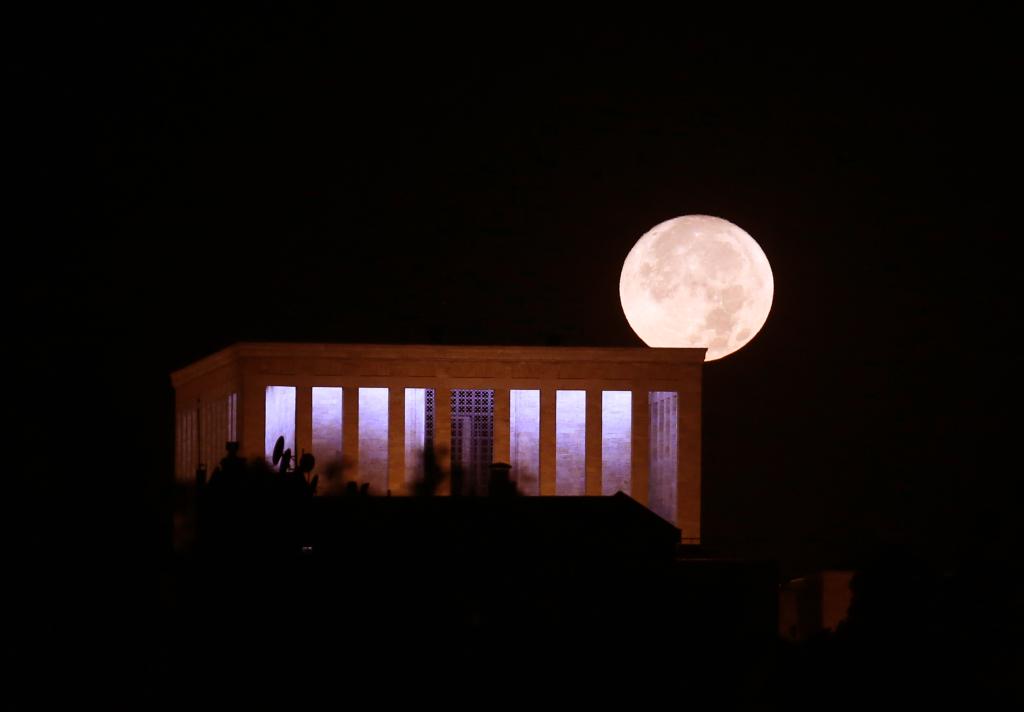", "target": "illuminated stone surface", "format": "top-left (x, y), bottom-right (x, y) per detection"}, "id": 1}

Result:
top-left (265, 385), bottom-right (296, 462)
top-left (649, 391), bottom-right (678, 524)
top-left (358, 388), bottom-right (389, 495)
top-left (312, 386), bottom-right (343, 471)
top-left (556, 390), bottom-right (586, 496)
top-left (404, 388), bottom-right (427, 487)
top-left (510, 389), bottom-right (540, 495)
top-left (601, 391), bottom-right (631, 496)
top-left (171, 342), bottom-right (704, 541)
